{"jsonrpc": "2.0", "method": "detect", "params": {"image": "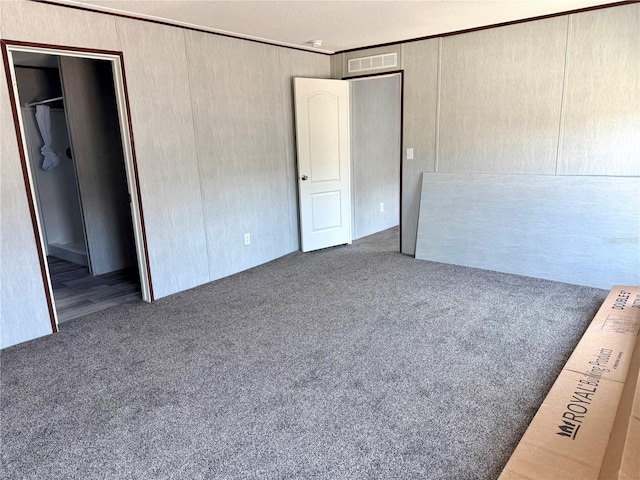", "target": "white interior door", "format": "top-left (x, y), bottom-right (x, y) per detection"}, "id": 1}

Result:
top-left (294, 78), bottom-right (351, 253)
